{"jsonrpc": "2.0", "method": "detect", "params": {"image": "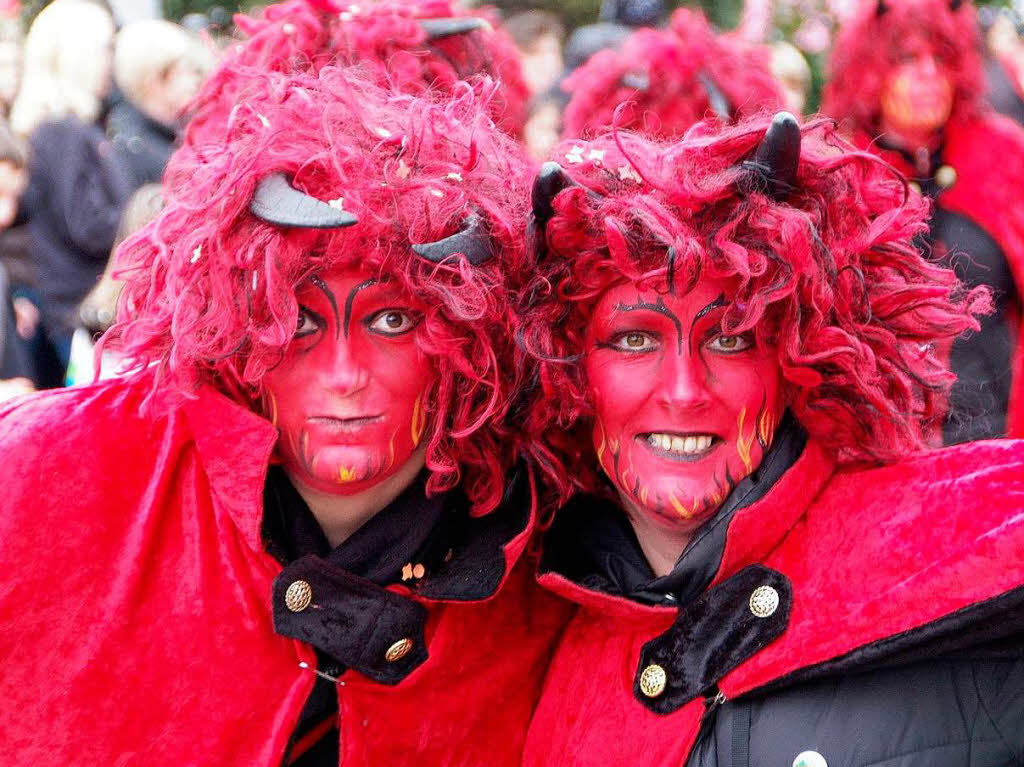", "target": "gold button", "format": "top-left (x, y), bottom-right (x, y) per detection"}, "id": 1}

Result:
top-left (749, 585), bottom-right (780, 618)
top-left (935, 164), bottom-right (957, 189)
top-left (385, 637), bottom-right (414, 662)
top-left (908, 181), bottom-right (922, 195)
top-left (639, 663), bottom-right (667, 698)
top-left (284, 580), bottom-right (313, 612)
